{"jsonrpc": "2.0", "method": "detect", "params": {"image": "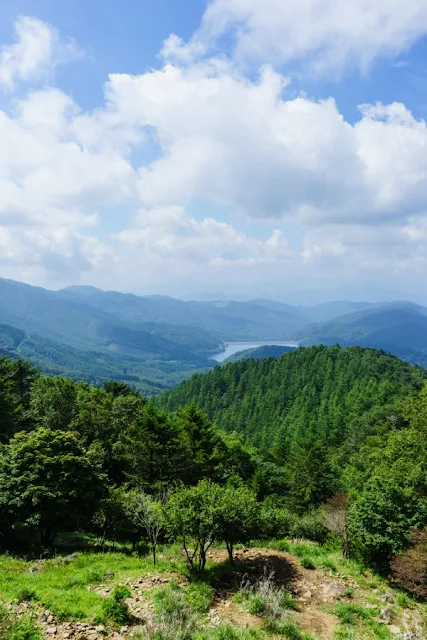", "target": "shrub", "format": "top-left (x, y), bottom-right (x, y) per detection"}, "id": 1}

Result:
top-left (390, 528), bottom-right (427, 600)
top-left (16, 588), bottom-right (38, 603)
top-left (102, 585), bottom-right (131, 626)
top-left (300, 557), bottom-right (316, 570)
top-left (247, 594), bottom-right (265, 616)
top-left (289, 511), bottom-right (328, 543)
